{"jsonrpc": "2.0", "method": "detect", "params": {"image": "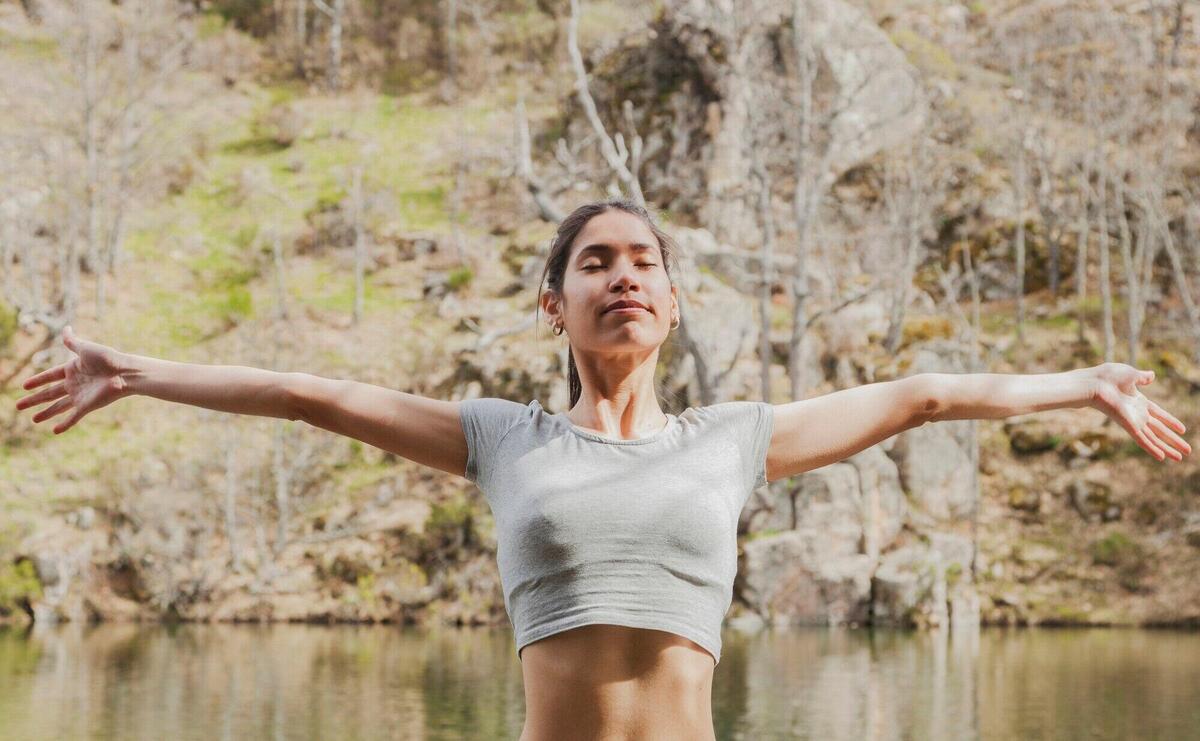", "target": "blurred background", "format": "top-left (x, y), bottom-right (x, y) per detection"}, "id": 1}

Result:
top-left (1, 0), bottom-right (1199, 738)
